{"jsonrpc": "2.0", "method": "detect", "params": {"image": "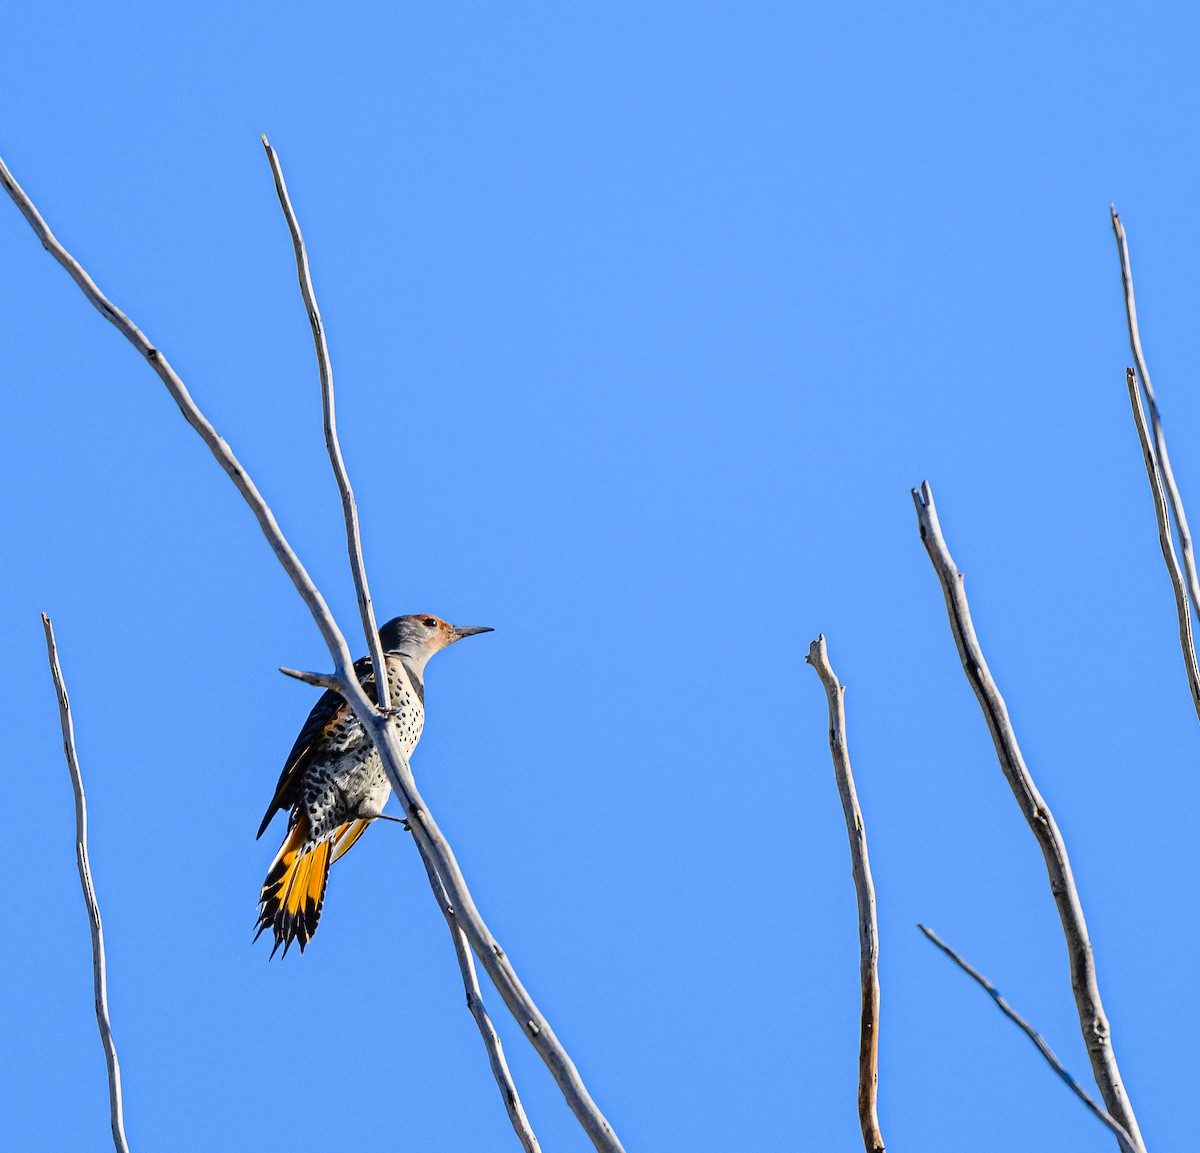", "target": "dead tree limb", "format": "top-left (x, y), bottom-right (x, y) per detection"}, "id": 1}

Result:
top-left (805, 635), bottom-right (885, 1153)
top-left (918, 925), bottom-right (1136, 1153)
top-left (1, 149), bottom-right (625, 1153)
top-left (416, 844), bottom-right (542, 1153)
top-left (911, 480), bottom-right (1146, 1153)
top-left (258, 137), bottom-right (541, 1152)
top-left (261, 134), bottom-right (391, 713)
top-left (1112, 207), bottom-right (1200, 723)
top-left (1123, 366), bottom-right (1200, 715)
top-left (41, 614), bottom-right (131, 1153)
